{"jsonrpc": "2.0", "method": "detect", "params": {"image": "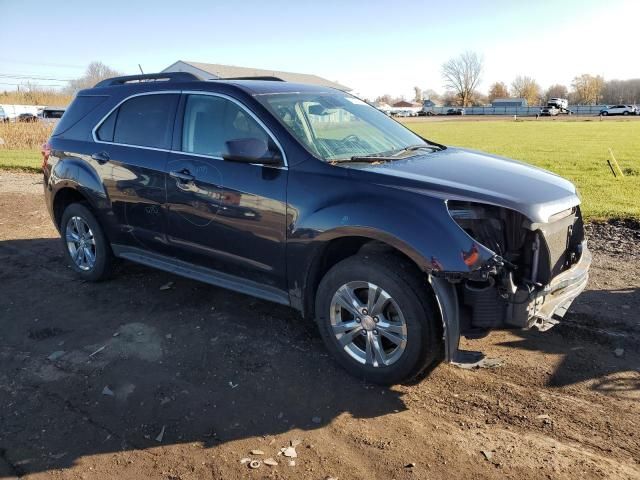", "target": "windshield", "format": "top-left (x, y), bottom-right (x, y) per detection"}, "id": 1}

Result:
top-left (255, 92), bottom-right (429, 161)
